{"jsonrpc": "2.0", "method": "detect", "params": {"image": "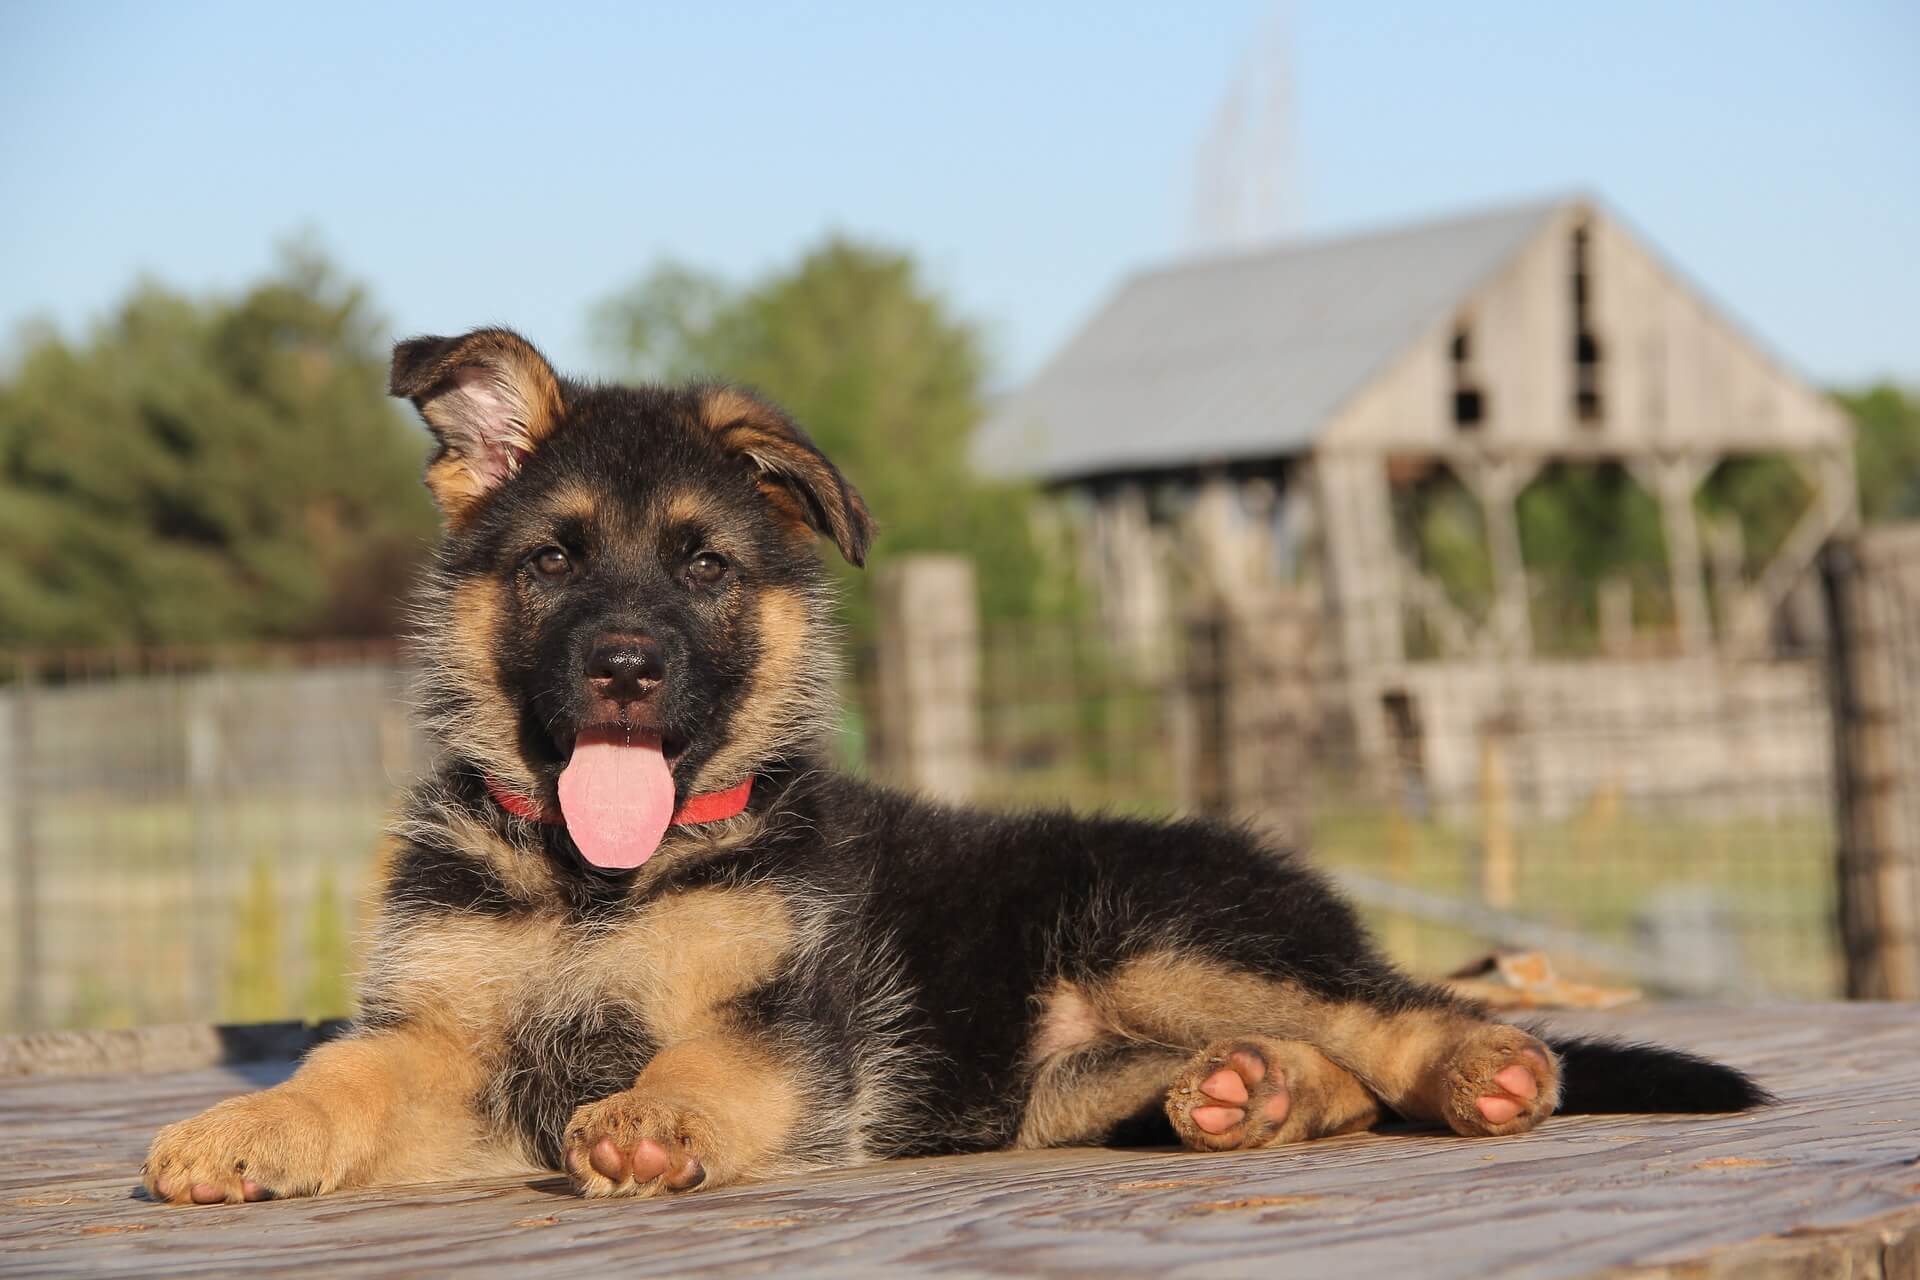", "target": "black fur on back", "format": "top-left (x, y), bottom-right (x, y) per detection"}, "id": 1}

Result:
top-left (1543, 1034), bottom-right (1774, 1114)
